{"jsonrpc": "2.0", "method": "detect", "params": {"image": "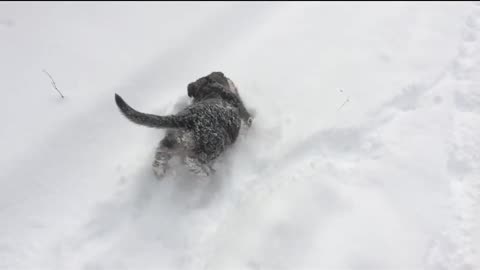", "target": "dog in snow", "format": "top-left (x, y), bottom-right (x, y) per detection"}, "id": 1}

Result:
top-left (114, 72), bottom-right (253, 178)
